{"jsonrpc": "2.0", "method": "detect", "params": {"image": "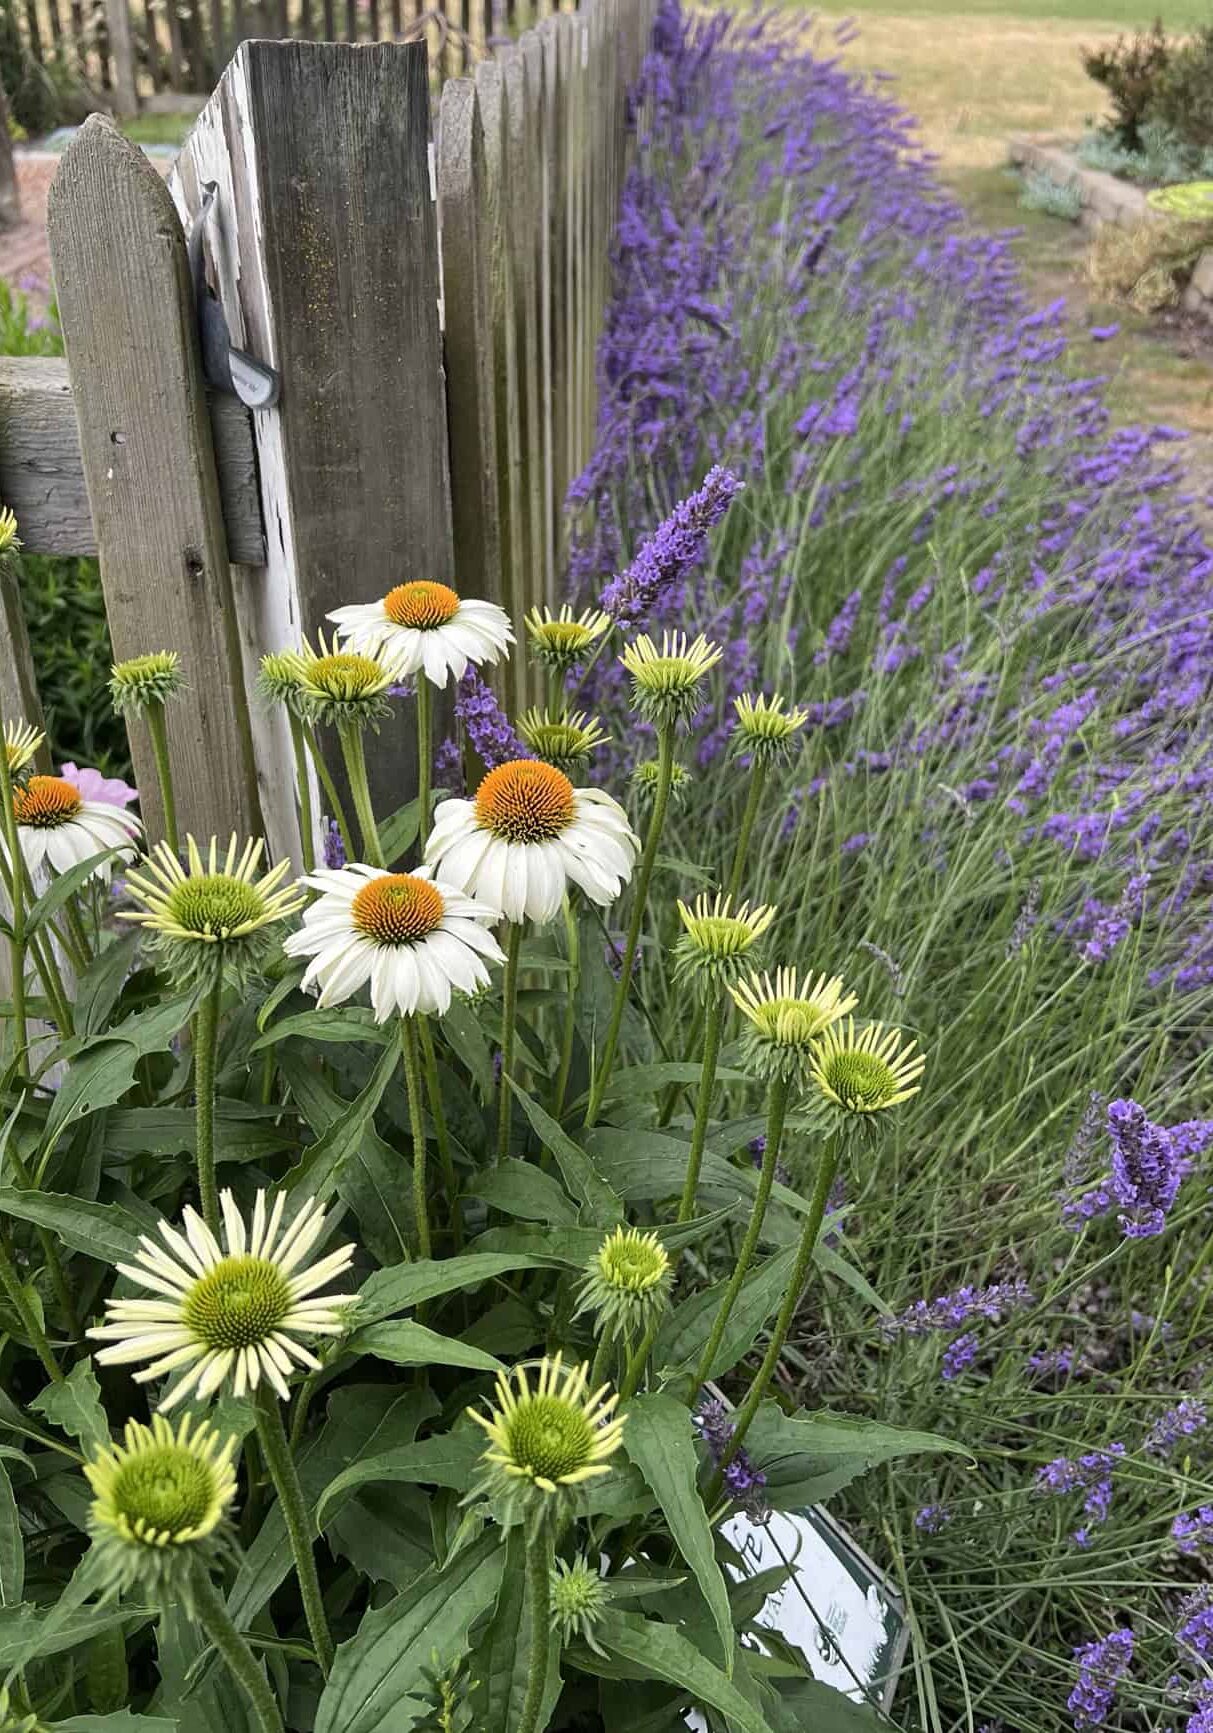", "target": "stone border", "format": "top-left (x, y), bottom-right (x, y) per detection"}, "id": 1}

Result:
top-left (1007, 132), bottom-right (1161, 233)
